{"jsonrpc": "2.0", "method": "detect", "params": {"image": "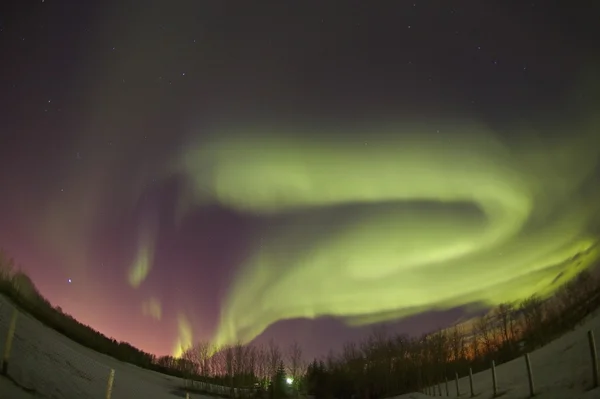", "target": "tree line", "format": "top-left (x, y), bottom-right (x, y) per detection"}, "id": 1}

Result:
top-left (0, 249), bottom-right (305, 397)
top-left (1, 248), bottom-right (600, 398)
top-left (176, 338), bottom-right (306, 397)
top-left (303, 260), bottom-right (600, 398)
